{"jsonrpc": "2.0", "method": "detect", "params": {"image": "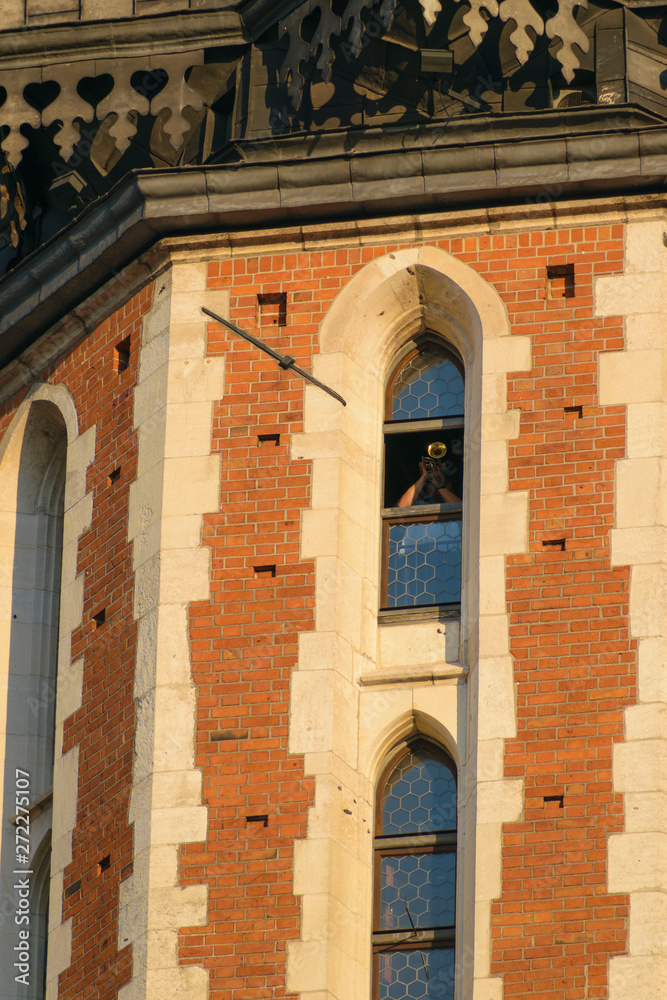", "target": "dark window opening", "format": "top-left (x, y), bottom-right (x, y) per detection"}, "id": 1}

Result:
top-left (384, 427), bottom-right (464, 510)
top-left (381, 341), bottom-right (464, 611)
